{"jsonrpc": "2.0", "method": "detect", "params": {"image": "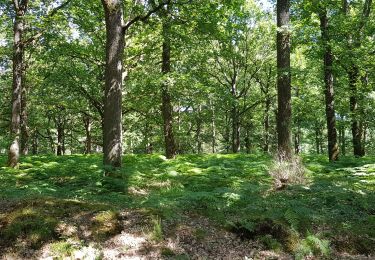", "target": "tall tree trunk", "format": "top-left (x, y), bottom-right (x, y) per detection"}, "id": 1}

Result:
top-left (83, 115), bottom-right (92, 154)
top-left (56, 123), bottom-right (64, 156)
top-left (20, 70), bottom-right (29, 155)
top-left (361, 122), bottom-right (367, 156)
top-left (276, 0), bottom-right (292, 159)
top-left (339, 125), bottom-right (346, 156)
top-left (244, 124), bottom-right (251, 154)
top-left (161, 15), bottom-right (177, 159)
top-left (343, 0), bottom-right (372, 157)
top-left (8, 0), bottom-right (28, 167)
top-left (32, 132), bottom-right (38, 155)
top-left (46, 127), bottom-right (55, 154)
top-left (231, 106), bottom-right (240, 153)
top-left (101, 0), bottom-right (124, 168)
top-left (349, 67), bottom-right (363, 157)
top-left (294, 127), bottom-right (301, 154)
top-left (195, 105), bottom-right (202, 154)
top-left (210, 99), bottom-right (216, 153)
top-left (315, 124), bottom-right (320, 154)
top-left (263, 95), bottom-right (271, 153)
top-left (320, 10), bottom-right (339, 161)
